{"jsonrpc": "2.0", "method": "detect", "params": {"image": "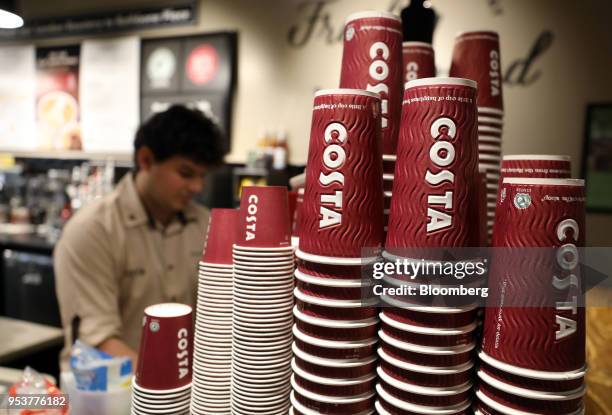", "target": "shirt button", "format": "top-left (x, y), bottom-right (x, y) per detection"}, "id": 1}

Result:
top-left (167, 264), bottom-right (174, 271)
